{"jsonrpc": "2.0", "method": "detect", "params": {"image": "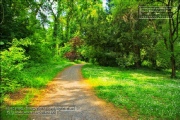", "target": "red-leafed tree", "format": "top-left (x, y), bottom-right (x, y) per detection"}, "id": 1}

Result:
top-left (64, 36), bottom-right (83, 61)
